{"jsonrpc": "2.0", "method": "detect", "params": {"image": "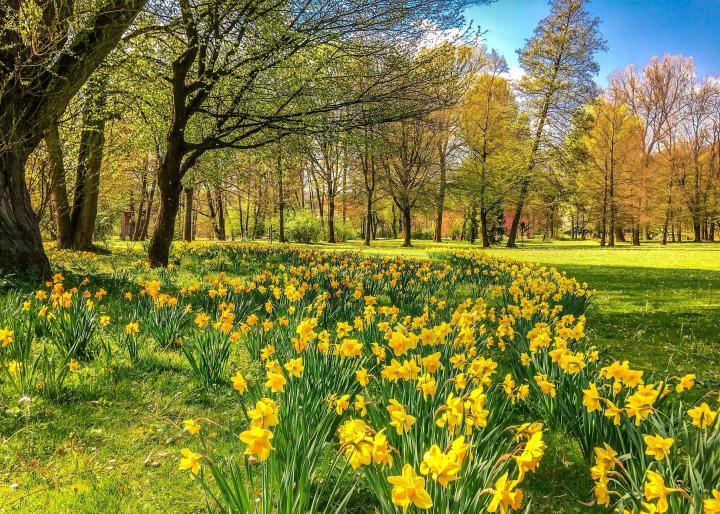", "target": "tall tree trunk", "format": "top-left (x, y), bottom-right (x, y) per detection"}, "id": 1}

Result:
top-left (480, 208), bottom-right (490, 248)
top-left (342, 161), bottom-right (348, 223)
top-left (0, 148), bottom-right (52, 277)
top-left (206, 186), bottom-right (218, 239)
top-left (45, 121), bottom-right (73, 249)
top-left (148, 146), bottom-right (185, 267)
top-left (327, 190), bottom-right (336, 243)
top-left (433, 153), bottom-right (446, 243)
top-left (0, 0), bottom-right (145, 278)
top-left (401, 205), bottom-right (412, 247)
top-left (69, 86), bottom-right (107, 250)
top-left (692, 221), bottom-right (702, 243)
top-left (277, 154), bottom-right (285, 243)
top-left (615, 226), bottom-right (626, 243)
top-left (507, 179), bottom-right (528, 247)
top-left (468, 208), bottom-right (477, 244)
top-left (245, 188), bottom-right (251, 239)
top-left (507, 96), bottom-right (551, 248)
top-left (608, 163), bottom-right (616, 247)
top-left (132, 173), bottom-right (148, 241)
top-left (215, 187), bottom-right (226, 241)
top-left (364, 194), bottom-right (373, 246)
top-left (140, 179), bottom-right (156, 240)
top-left (237, 187), bottom-right (244, 239)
